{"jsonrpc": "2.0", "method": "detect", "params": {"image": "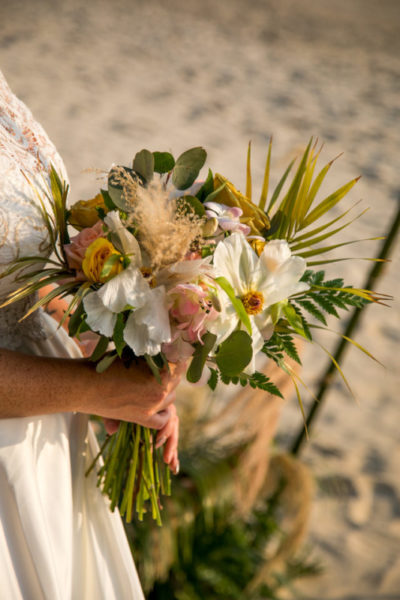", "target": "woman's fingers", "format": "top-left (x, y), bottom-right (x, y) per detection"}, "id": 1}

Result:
top-left (163, 413), bottom-right (179, 465)
top-left (103, 418), bottom-right (120, 435)
top-left (144, 408), bottom-right (171, 430)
